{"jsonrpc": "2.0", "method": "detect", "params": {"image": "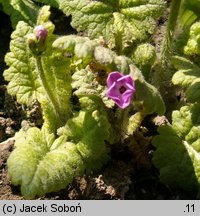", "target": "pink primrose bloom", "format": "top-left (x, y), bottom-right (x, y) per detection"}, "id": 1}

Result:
top-left (106, 71), bottom-right (135, 109)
